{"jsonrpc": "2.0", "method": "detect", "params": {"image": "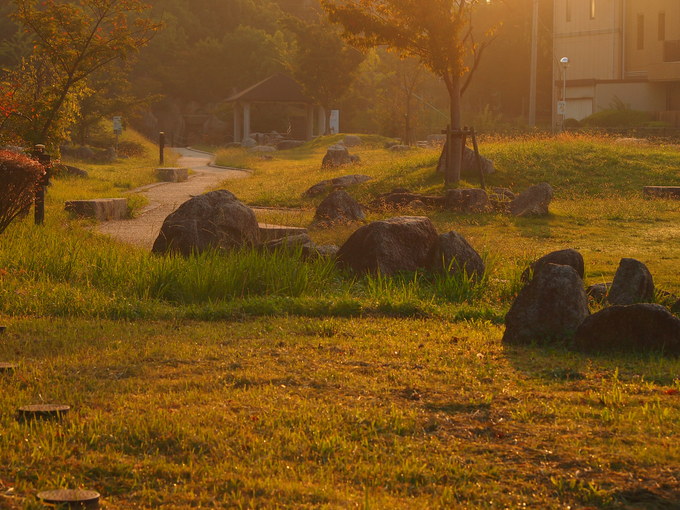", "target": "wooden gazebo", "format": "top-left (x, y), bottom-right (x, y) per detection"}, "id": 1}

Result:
top-left (225, 74), bottom-right (325, 142)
